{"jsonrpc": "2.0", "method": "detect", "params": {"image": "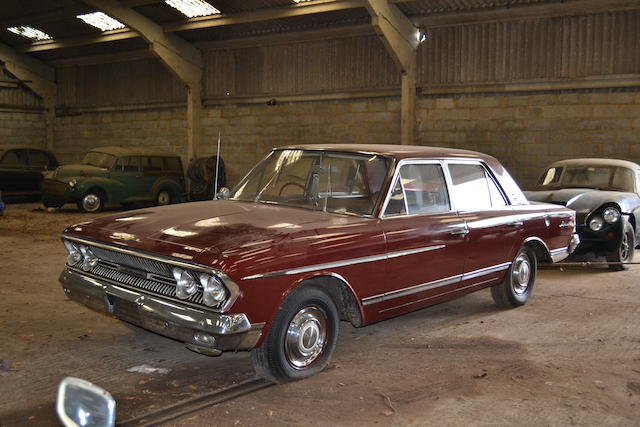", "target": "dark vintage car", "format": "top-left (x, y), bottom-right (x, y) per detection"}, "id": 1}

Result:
top-left (526, 158), bottom-right (640, 270)
top-left (0, 146), bottom-right (59, 199)
top-left (43, 146), bottom-right (186, 213)
top-left (59, 145), bottom-right (578, 381)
